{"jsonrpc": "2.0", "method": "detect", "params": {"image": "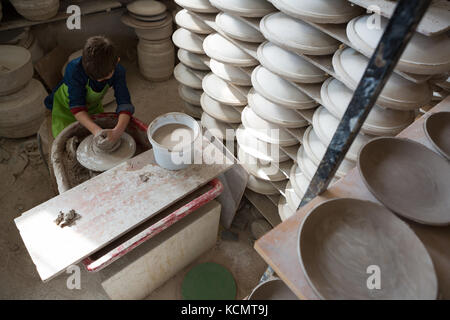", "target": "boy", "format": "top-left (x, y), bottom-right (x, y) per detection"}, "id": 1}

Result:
top-left (45, 36), bottom-right (135, 142)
